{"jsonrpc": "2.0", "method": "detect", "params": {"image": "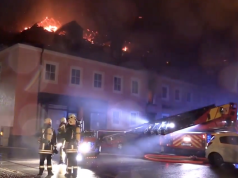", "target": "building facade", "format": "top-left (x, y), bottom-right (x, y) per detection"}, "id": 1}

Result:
top-left (0, 43), bottom-right (230, 147)
top-left (0, 44), bottom-right (148, 147)
top-left (157, 75), bottom-right (215, 118)
top-left (145, 74), bottom-right (216, 120)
